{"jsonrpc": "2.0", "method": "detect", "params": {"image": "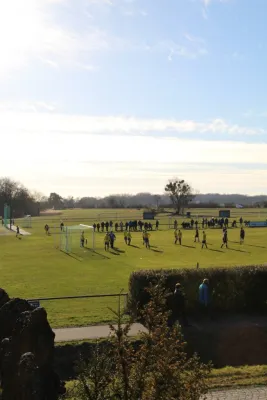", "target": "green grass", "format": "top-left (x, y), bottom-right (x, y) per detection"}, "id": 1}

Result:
top-left (1, 208), bottom-right (267, 327)
top-left (64, 365), bottom-right (267, 398)
top-left (208, 365), bottom-right (267, 389)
